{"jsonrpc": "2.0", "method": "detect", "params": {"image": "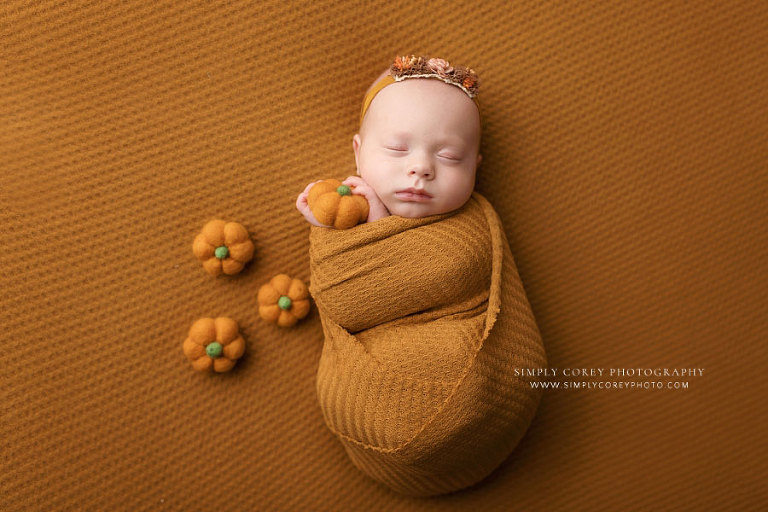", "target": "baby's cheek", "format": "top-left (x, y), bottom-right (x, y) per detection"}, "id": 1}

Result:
top-left (367, 184), bottom-right (387, 202)
top-left (374, 191), bottom-right (396, 210)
